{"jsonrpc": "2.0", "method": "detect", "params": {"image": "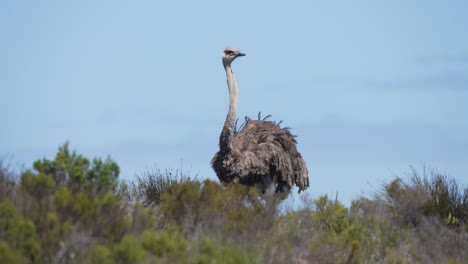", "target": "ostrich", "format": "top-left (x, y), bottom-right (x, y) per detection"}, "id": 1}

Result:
top-left (211, 48), bottom-right (309, 194)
